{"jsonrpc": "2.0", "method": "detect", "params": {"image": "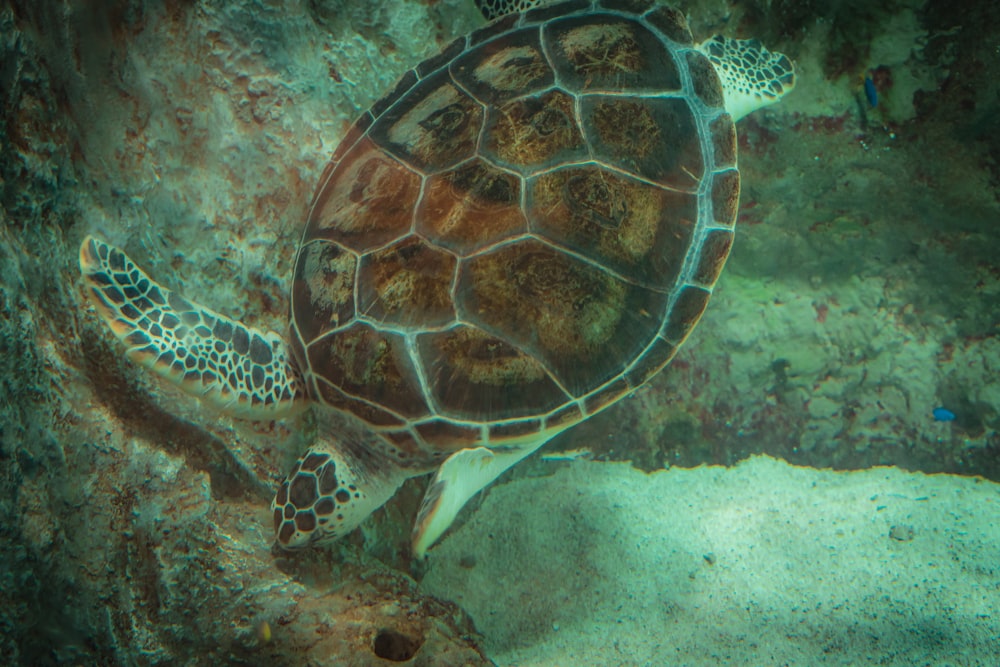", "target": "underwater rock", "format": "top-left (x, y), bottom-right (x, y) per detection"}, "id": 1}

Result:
top-left (0, 0), bottom-right (489, 663)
